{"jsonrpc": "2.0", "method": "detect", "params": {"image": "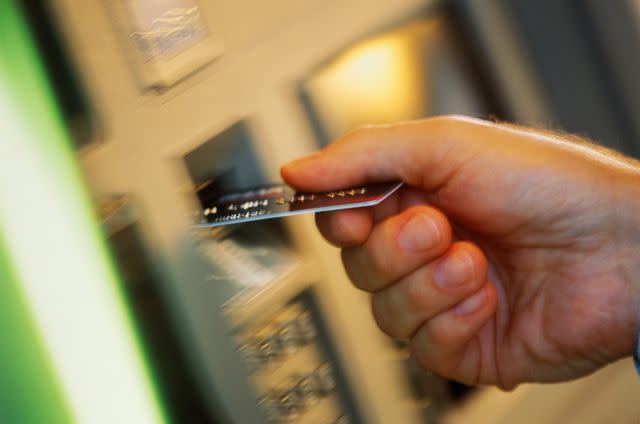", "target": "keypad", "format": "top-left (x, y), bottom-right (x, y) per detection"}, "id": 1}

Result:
top-left (235, 301), bottom-right (350, 423)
